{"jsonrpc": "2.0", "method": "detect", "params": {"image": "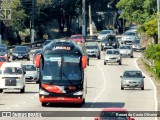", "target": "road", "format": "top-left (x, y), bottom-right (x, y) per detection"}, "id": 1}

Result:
top-left (0, 48), bottom-right (157, 120)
